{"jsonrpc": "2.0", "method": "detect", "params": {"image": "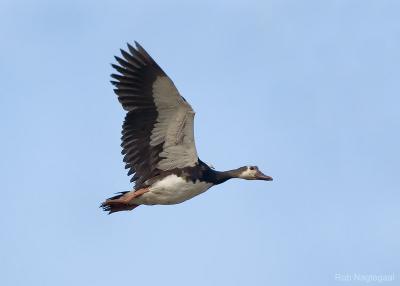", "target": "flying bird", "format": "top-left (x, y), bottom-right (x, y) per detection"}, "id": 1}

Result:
top-left (101, 42), bottom-right (273, 214)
